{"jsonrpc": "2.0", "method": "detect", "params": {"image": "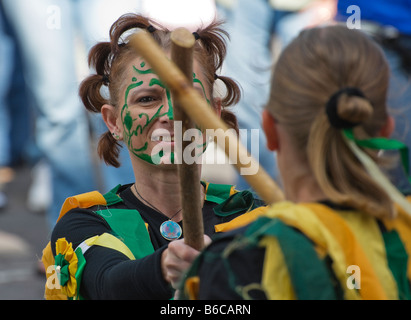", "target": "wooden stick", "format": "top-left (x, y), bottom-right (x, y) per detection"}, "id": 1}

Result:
top-left (170, 28), bottom-right (204, 251)
top-left (129, 30), bottom-right (285, 204)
